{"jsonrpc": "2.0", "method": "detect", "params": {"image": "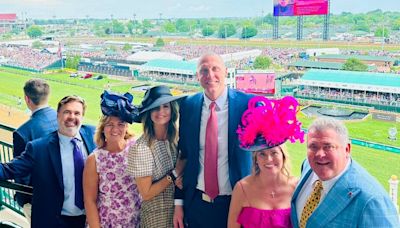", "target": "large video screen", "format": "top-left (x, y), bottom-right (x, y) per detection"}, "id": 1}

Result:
top-left (273, 0), bottom-right (328, 17)
top-left (235, 72), bottom-right (275, 95)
